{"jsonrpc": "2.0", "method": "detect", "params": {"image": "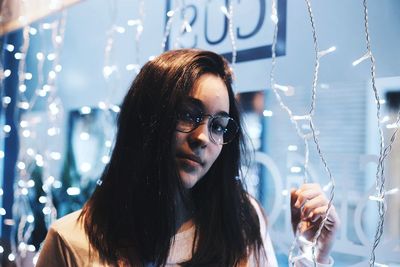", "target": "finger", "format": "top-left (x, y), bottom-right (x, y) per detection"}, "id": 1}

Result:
top-left (311, 205), bottom-right (340, 232)
top-left (290, 188), bottom-right (301, 232)
top-left (308, 205), bottom-right (328, 222)
top-left (290, 188), bottom-right (298, 207)
top-left (293, 188), bottom-right (323, 209)
top-left (302, 195), bottom-right (328, 219)
top-left (297, 183), bottom-right (322, 192)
